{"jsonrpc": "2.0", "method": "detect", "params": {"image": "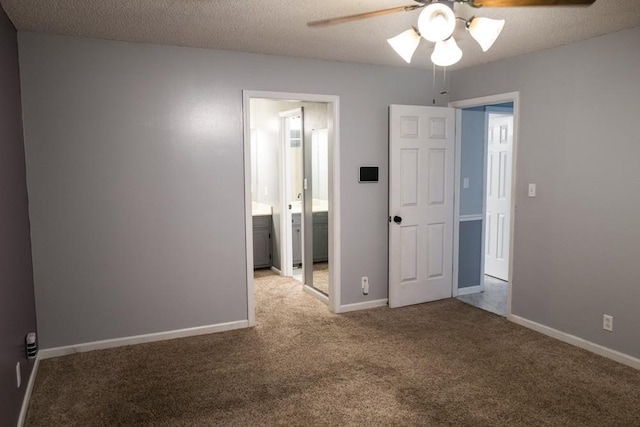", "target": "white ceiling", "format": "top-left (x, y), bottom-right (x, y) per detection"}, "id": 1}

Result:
top-left (2, 0), bottom-right (639, 70)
